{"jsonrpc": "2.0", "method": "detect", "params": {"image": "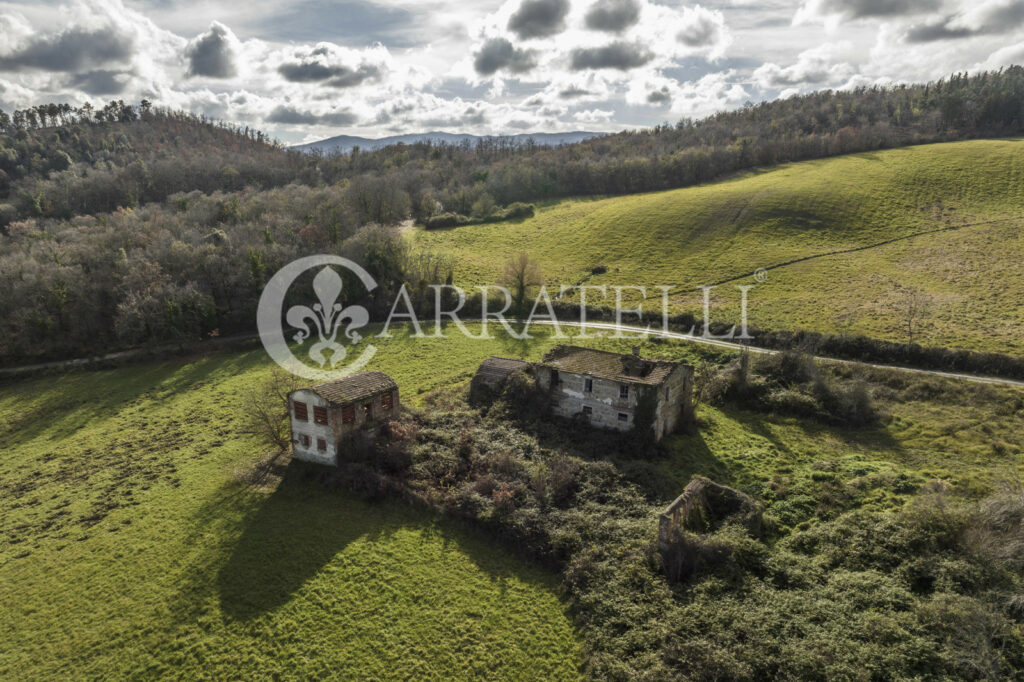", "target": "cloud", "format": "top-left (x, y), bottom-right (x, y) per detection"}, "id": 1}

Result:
top-left (507, 0), bottom-right (571, 39)
top-left (676, 6), bottom-right (728, 49)
top-left (266, 105), bottom-right (358, 126)
top-left (982, 38), bottom-right (1024, 67)
top-left (473, 38), bottom-right (538, 75)
top-left (627, 71), bottom-right (749, 118)
top-left (584, 0), bottom-right (641, 33)
top-left (573, 108), bottom-right (614, 122)
top-left (279, 61), bottom-right (384, 87)
top-left (904, 0), bottom-right (1024, 43)
top-left (67, 69), bottom-right (132, 95)
top-left (0, 27), bottom-right (134, 72)
top-left (754, 43), bottom-right (856, 89)
top-left (185, 21), bottom-right (238, 78)
top-left (559, 85), bottom-right (592, 98)
top-left (795, 0), bottom-right (941, 24)
top-left (275, 44), bottom-right (390, 88)
top-left (570, 41), bottom-right (653, 70)
top-left (646, 86), bottom-right (671, 104)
